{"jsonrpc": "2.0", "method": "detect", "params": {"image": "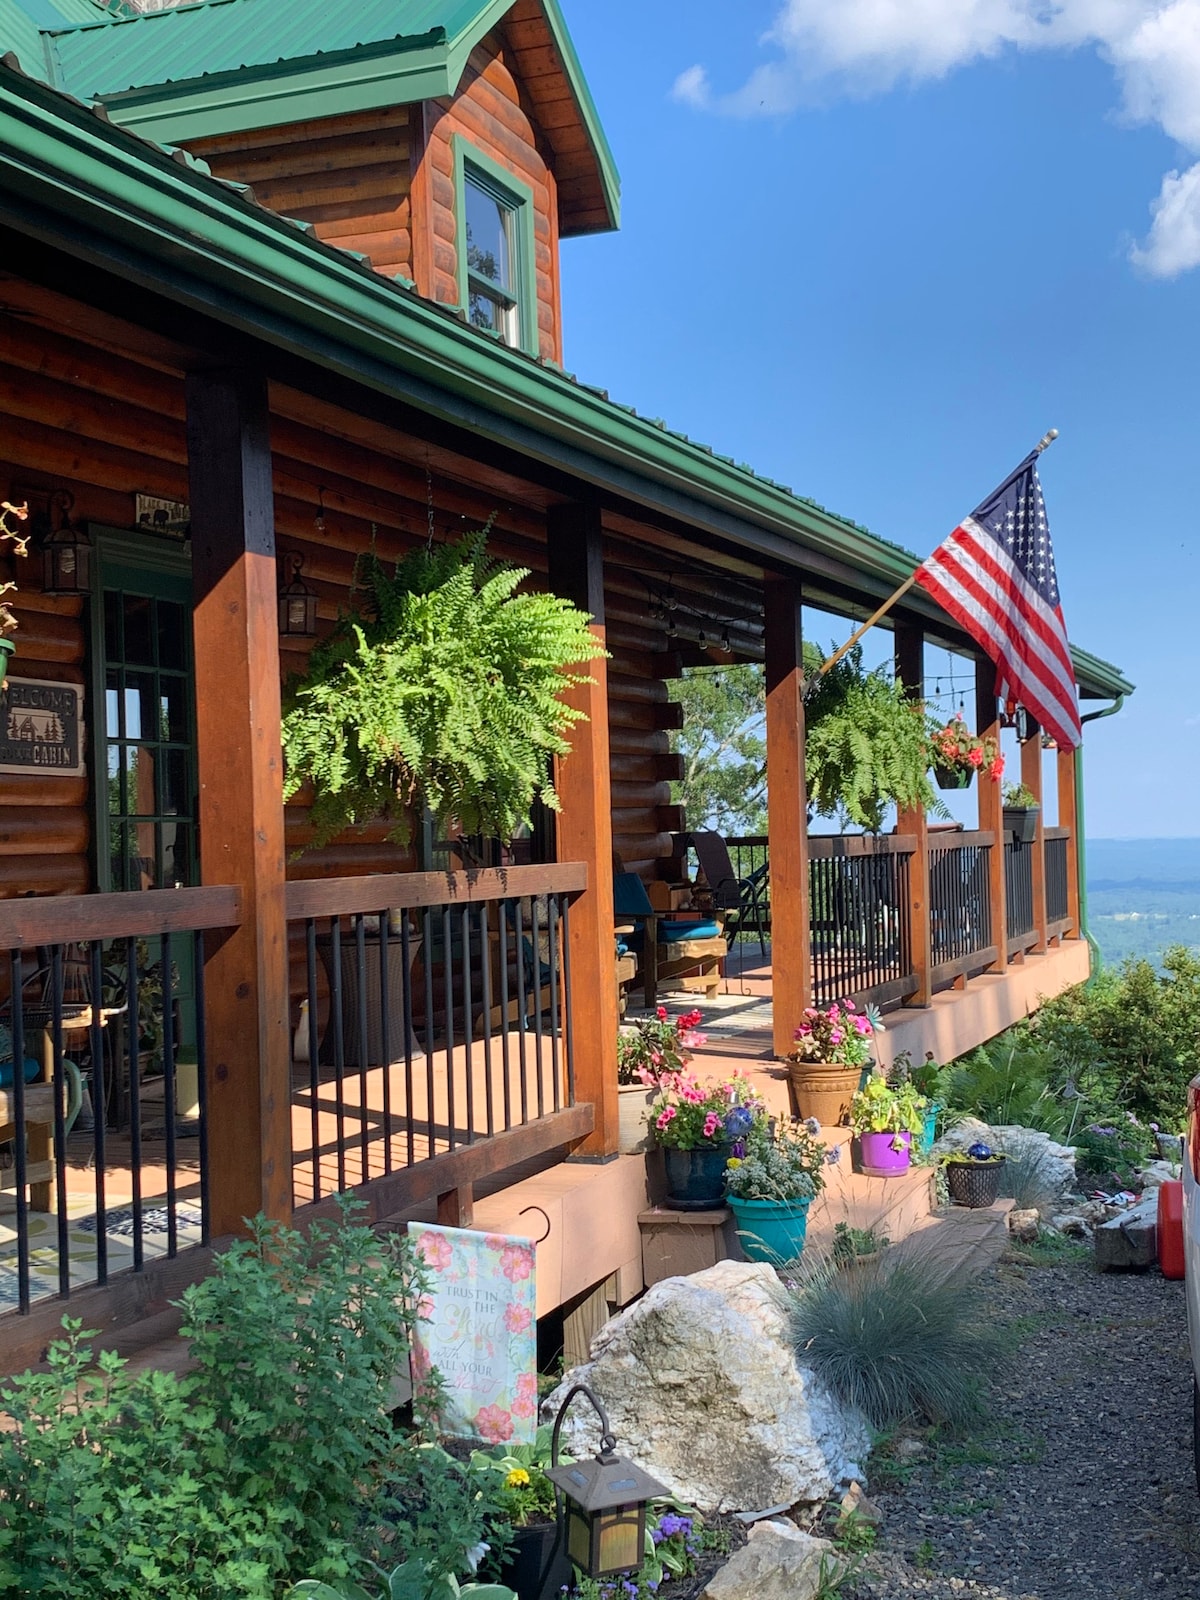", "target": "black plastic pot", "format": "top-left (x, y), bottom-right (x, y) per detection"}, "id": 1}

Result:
top-left (498, 1521), bottom-right (570, 1600)
top-left (934, 764), bottom-right (973, 791)
top-left (945, 1156), bottom-right (1006, 1209)
top-left (1003, 805), bottom-right (1039, 844)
